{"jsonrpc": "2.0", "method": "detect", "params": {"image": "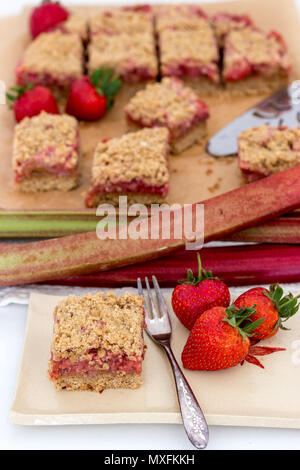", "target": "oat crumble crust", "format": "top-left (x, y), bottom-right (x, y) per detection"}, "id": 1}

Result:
top-left (20, 31), bottom-right (83, 78)
top-left (88, 32), bottom-right (157, 78)
top-left (13, 111), bottom-right (79, 173)
top-left (62, 14), bottom-right (88, 40)
top-left (238, 126), bottom-right (300, 173)
top-left (124, 77), bottom-right (208, 132)
top-left (224, 28), bottom-right (290, 76)
top-left (90, 8), bottom-right (153, 35)
top-left (211, 13), bottom-right (254, 47)
top-left (155, 5), bottom-right (207, 32)
top-left (159, 29), bottom-right (219, 73)
top-left (51, 291), bottom-right (145, 361)
top-left (90, 127), bottom-right (169, 187)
